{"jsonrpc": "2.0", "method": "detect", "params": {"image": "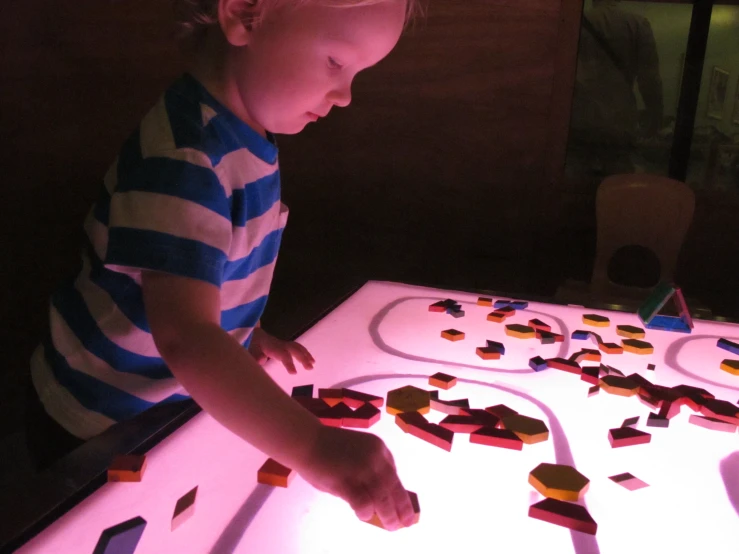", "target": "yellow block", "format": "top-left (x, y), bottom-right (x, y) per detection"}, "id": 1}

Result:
top-left (583, 314), bottom-right (610, 327)
top-left (720, 359), bottom-right (739, 376)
